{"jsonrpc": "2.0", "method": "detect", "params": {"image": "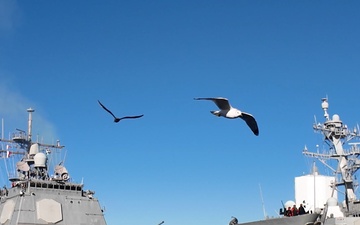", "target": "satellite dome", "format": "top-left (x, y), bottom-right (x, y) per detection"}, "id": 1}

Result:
top-left (55, 165), bottom-right (69, 181)
top-left (284, 200), bottom-right (296, 209)
top-left (327, 197), bottom-right (337, 206)
top-left (29, 143), bottom-right (39, 156)
top-left (332, 114), bottom-right (341, 122)
top-left (34, 152), bottom-right (47, 167)
top-left (16, 161), bottom-right (30, 171)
